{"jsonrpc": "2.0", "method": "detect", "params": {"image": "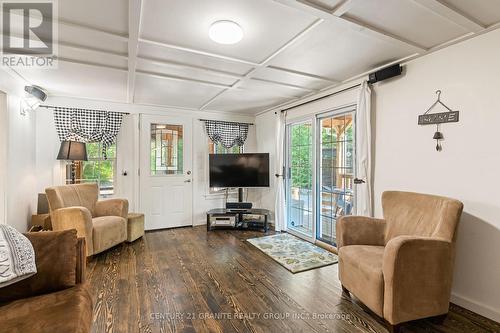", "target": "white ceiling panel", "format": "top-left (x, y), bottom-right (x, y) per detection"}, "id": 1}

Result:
top-left (252, 67), bottom-right (332, 90)
top-left (59, 24), bottom-right (128, 54)
top-left (59, 45), bottom-right (127, 70)
top-left (138, 42), bottom-right (253, 76)
top-left (346, 0), bottom-right (469, 49)
top-left (16, 62), bottom-right (127, 101)
top-left (136, 58), bottom-right (238, 86)
top-left (133, 75), bottom-right (224, 109)
top-left (240, 80), bottom-right (307, 99)
top-left (269, 20), bottom-right (412, 81)
top-left (59, 0), bottom-right (128, 35)
top-left (208, 89), bottom-right (288, 114)
top-left (140, 0), bottom-right (317, 63)
top-left (441, 0), bottom-right (500, 27)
